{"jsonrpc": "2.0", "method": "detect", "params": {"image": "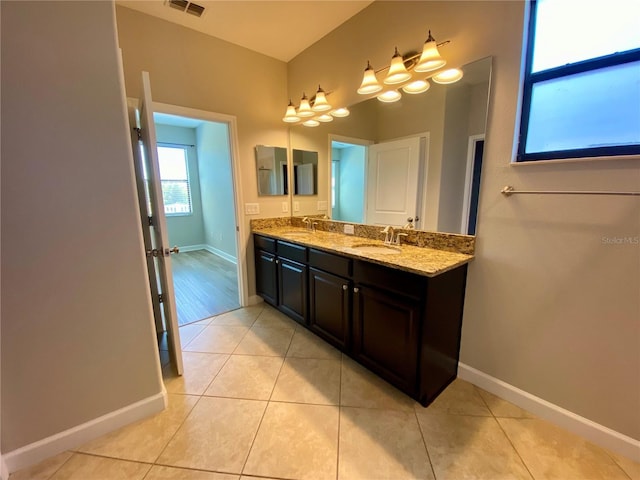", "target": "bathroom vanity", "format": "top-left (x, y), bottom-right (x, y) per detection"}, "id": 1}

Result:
top-left (252, 220), bottom-right (474, 407)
